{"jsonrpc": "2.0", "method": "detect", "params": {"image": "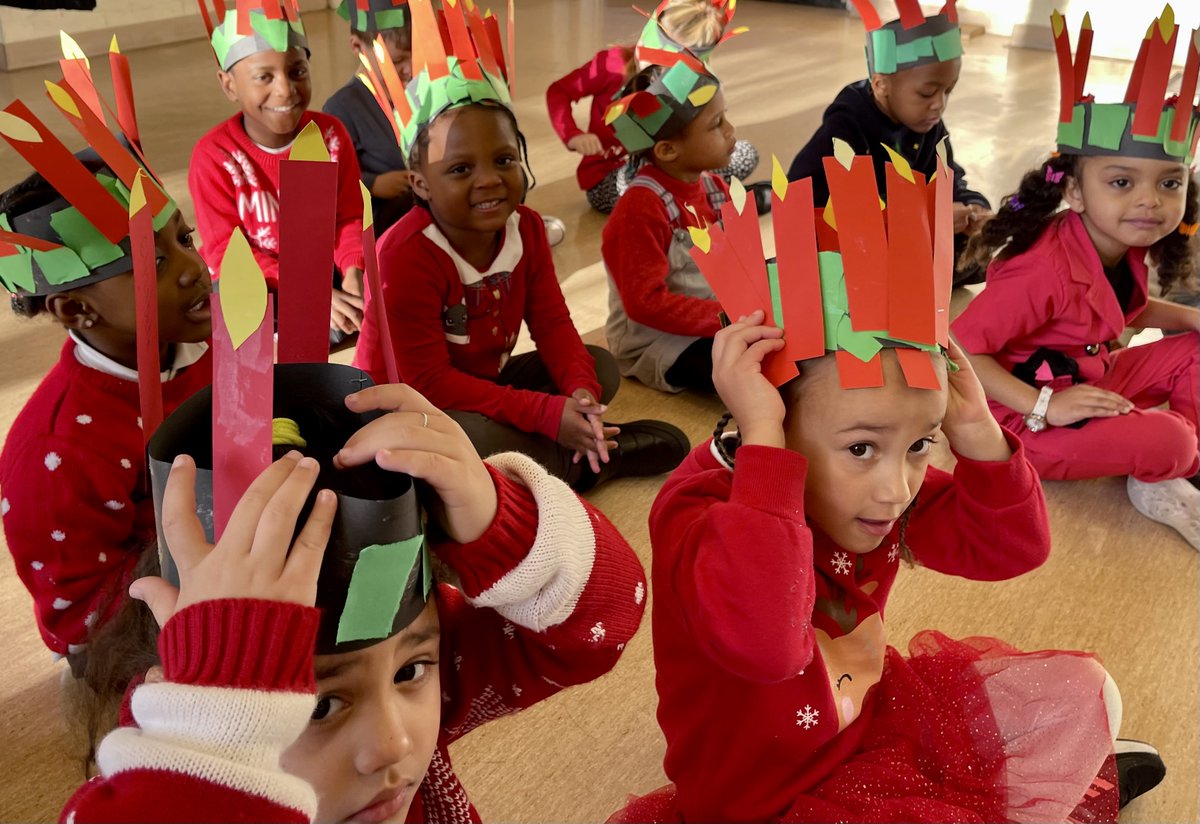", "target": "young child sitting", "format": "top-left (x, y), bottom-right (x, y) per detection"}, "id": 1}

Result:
top-left (546, 0), bottom-right (758, 214)
top-left (601, 61), bottom-right (733, 393)
top-left (786, 0), bottom-right (992, 283)
top-left (189, 0), bottom-right (367, 340)
top-left (610, 144), bottom-right (1162, 822)
top-left (353, 0), bottom-right (689, 490)
top-left (0, 152), bottom-right (211, 665)
top-left (954, 7), bottom-right (1199, 549)
top-left (322, 0), bottom-right (415, 238)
